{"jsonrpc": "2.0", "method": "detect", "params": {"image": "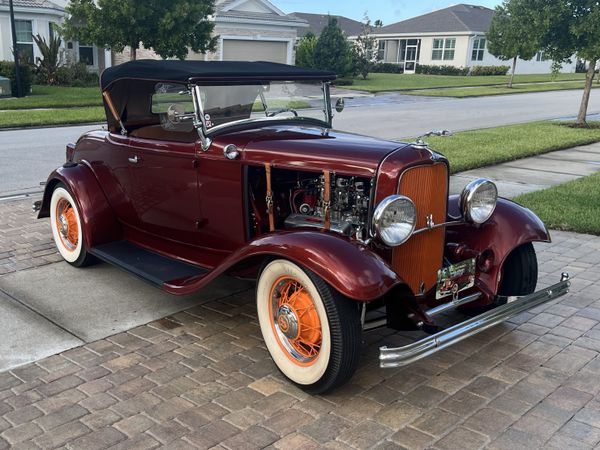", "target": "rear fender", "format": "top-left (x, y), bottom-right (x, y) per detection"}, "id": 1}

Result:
top-left (38, 163), bottom-right (121, 248)
top-left (446, 195), bottom-right (550, 298)
top-left (165, 230), bottom-right (403, 301)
